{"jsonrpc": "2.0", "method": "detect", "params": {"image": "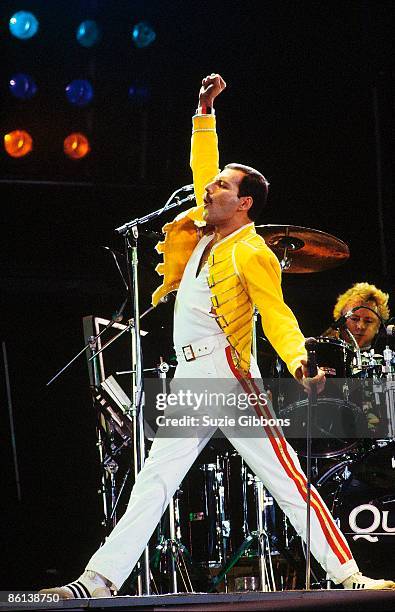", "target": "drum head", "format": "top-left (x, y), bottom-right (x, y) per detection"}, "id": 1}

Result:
top-left (280, 397), bottom-right (367, 458)
top-left (317, 441), bottom-right (395, 577)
